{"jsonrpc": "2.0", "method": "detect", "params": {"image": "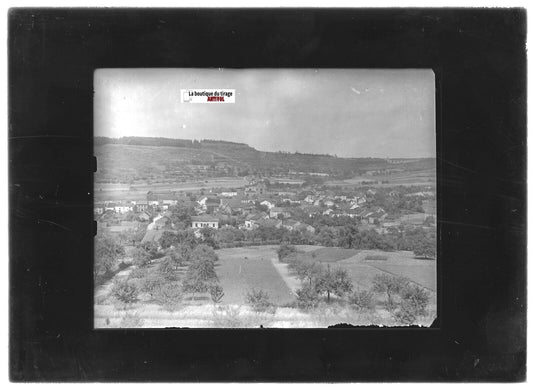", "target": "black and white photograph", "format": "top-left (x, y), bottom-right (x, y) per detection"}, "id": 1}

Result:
top-left (93, 68), bottom-right (437, 328)
top-left (8, 6), bottom-right (527, 381)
